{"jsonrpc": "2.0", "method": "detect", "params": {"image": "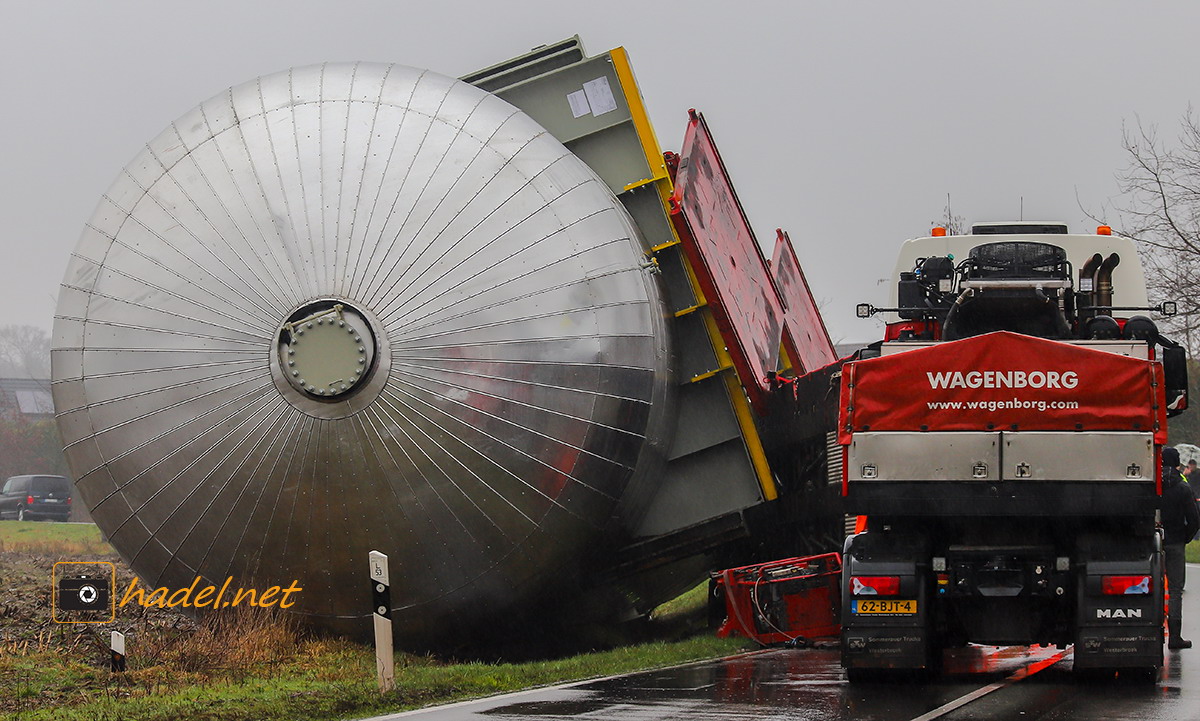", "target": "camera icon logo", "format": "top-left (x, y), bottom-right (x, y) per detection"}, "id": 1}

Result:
top-left (52, 561), bottom-right (115, 623)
